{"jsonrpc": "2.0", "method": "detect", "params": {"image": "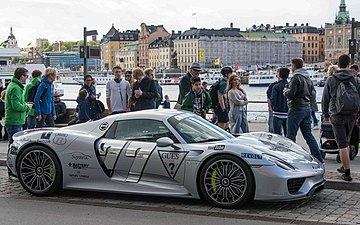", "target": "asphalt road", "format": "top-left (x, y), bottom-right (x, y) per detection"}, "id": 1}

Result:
top-left (0, 198), bottom-right (289, 225)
